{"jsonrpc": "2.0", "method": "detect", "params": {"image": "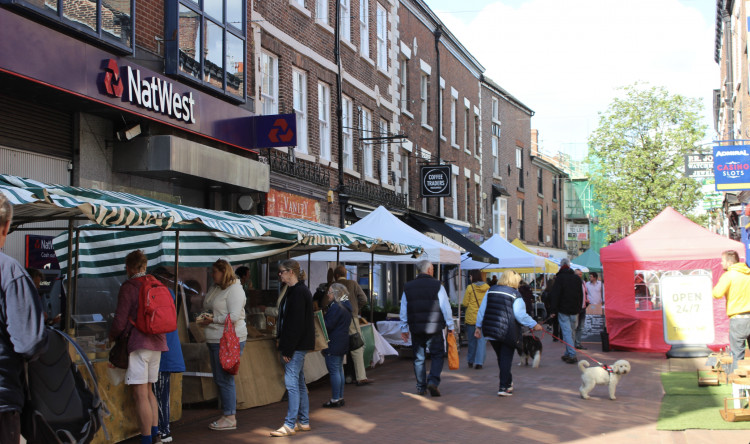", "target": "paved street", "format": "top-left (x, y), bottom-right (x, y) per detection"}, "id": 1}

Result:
top-left (139, 334), bottom-right (749, 443)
